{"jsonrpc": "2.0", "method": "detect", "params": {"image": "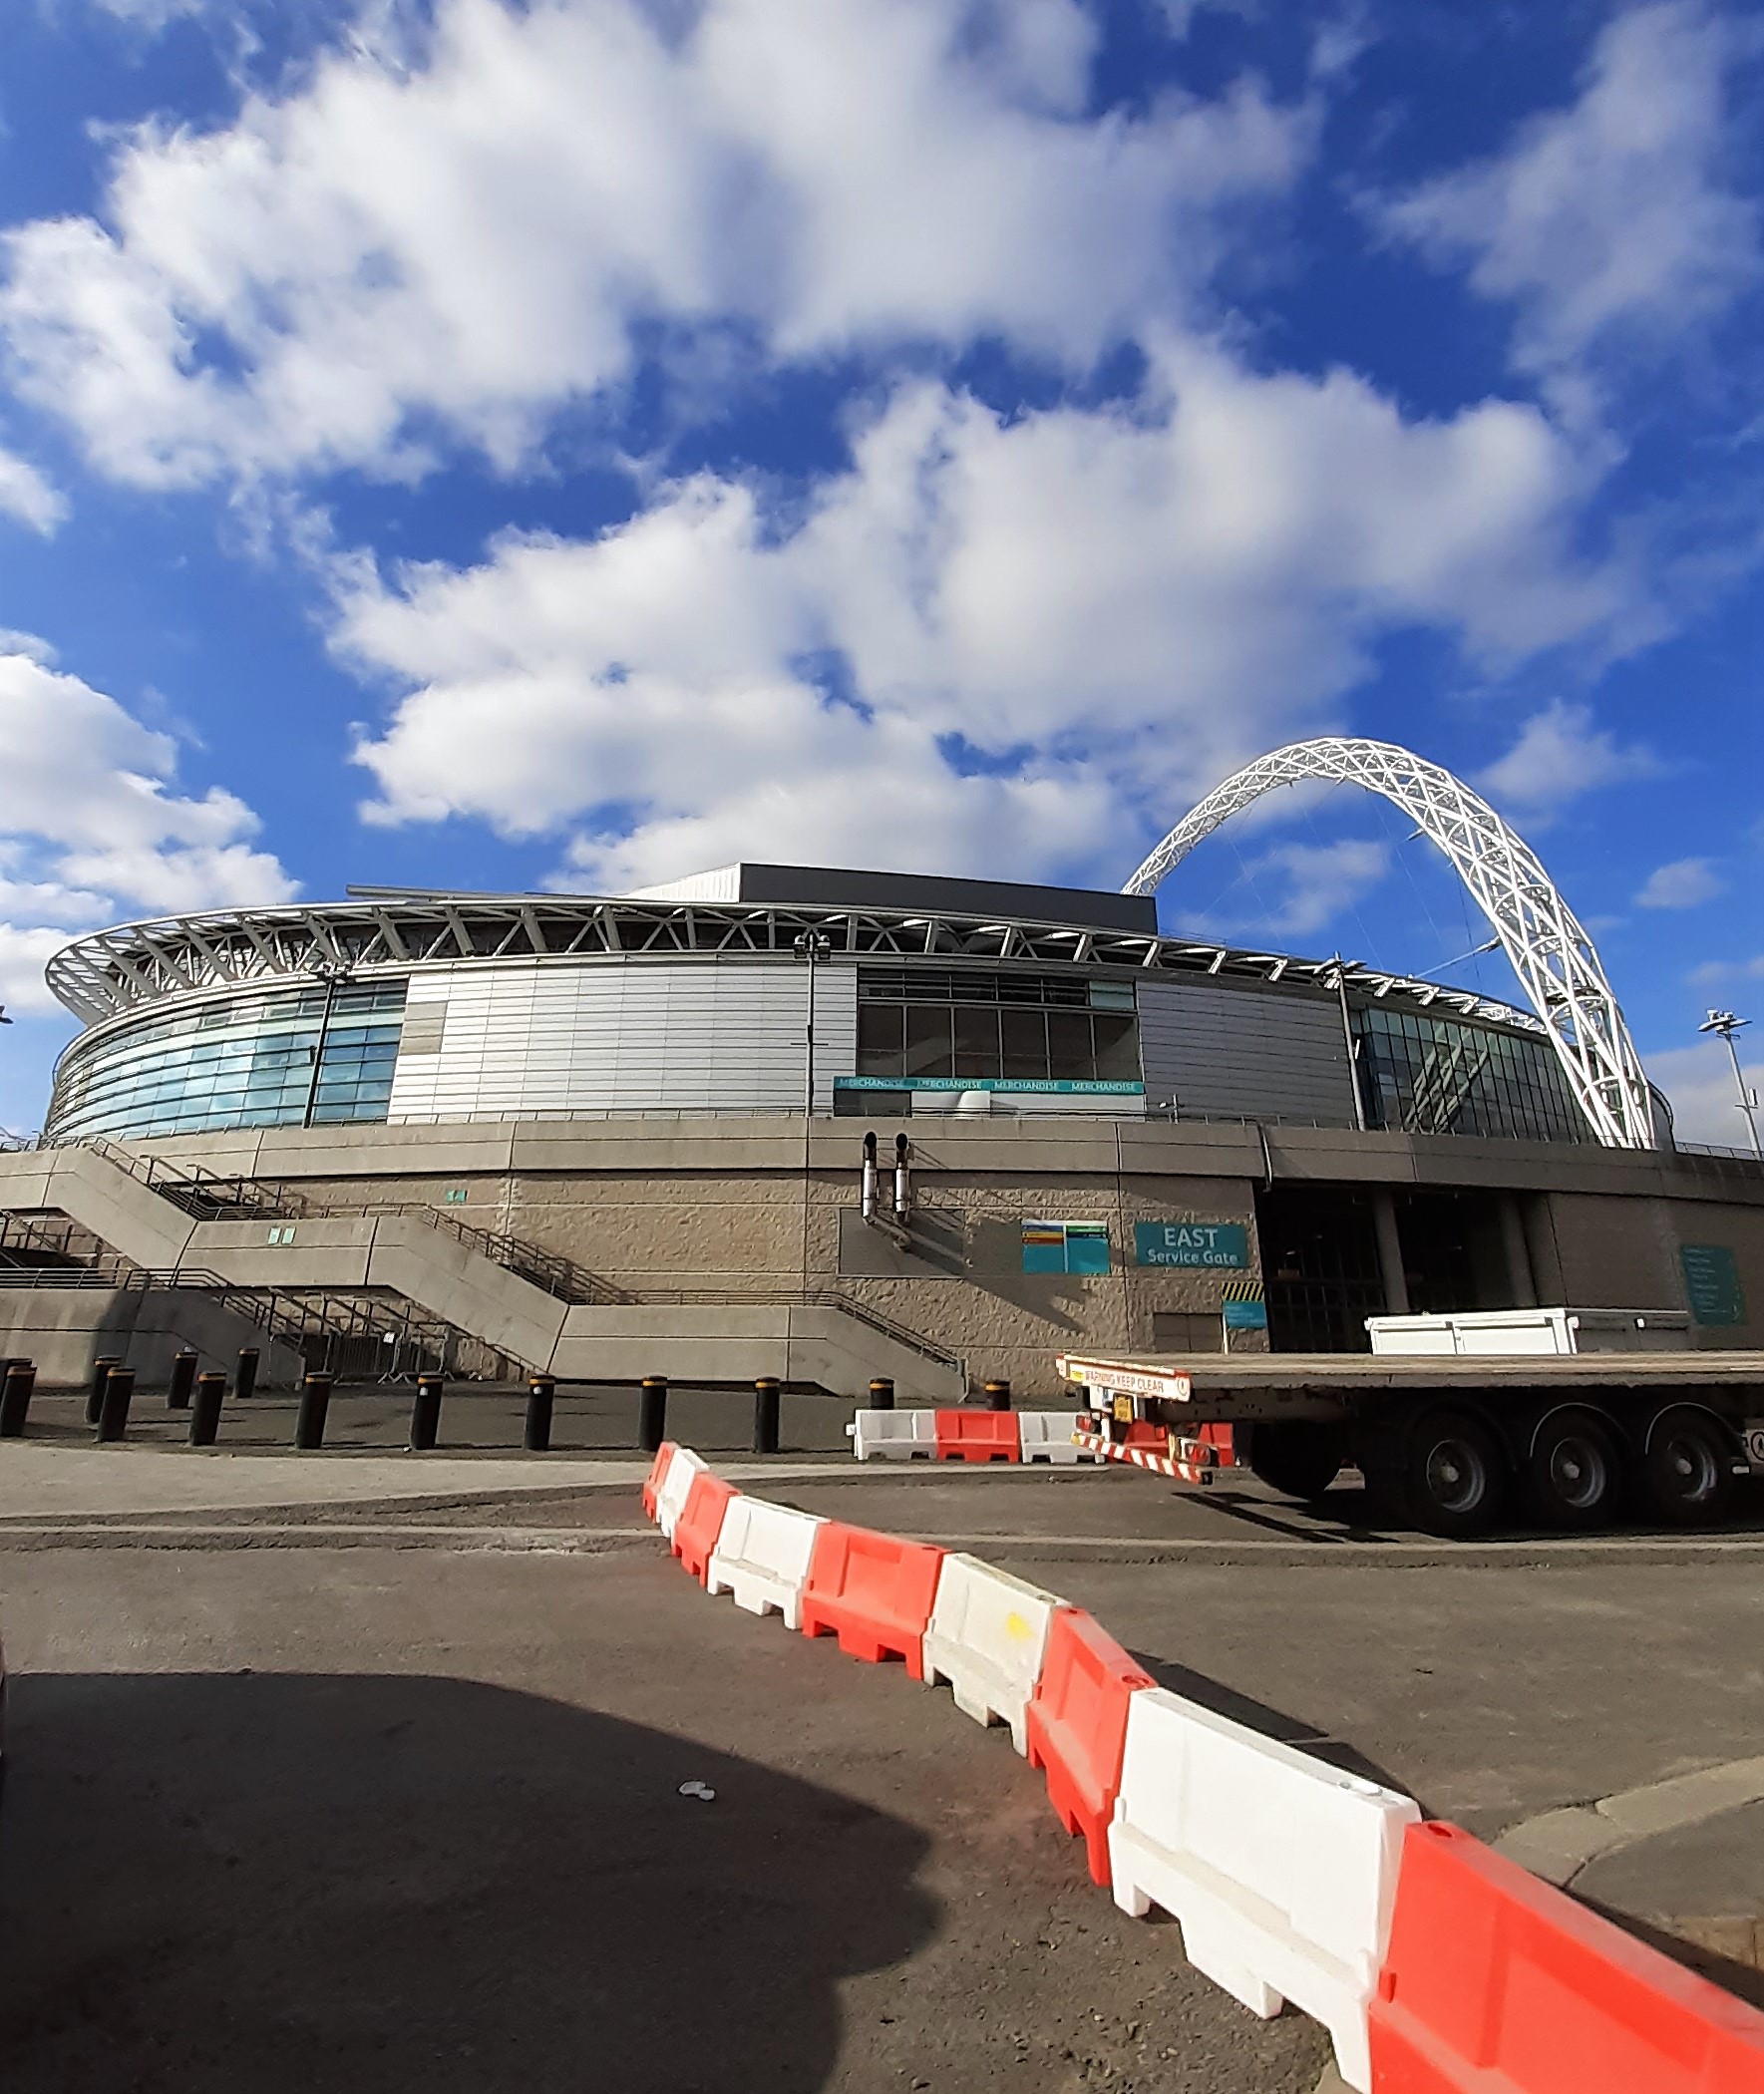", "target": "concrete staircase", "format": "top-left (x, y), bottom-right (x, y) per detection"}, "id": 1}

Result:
top-left (0, 1143), bottom-right (966, 1401)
